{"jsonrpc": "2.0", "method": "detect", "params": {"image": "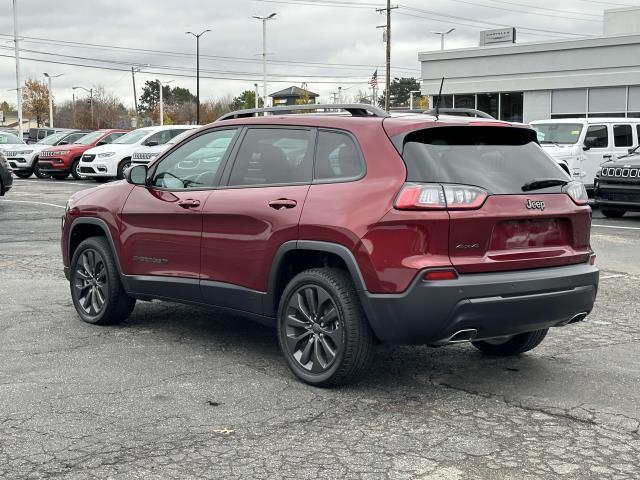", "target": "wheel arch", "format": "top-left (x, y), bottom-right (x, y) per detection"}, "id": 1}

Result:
top-left (265, 240), bottom-right (369, 318)
top-left (69, 218), bottom-right (124, 276)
